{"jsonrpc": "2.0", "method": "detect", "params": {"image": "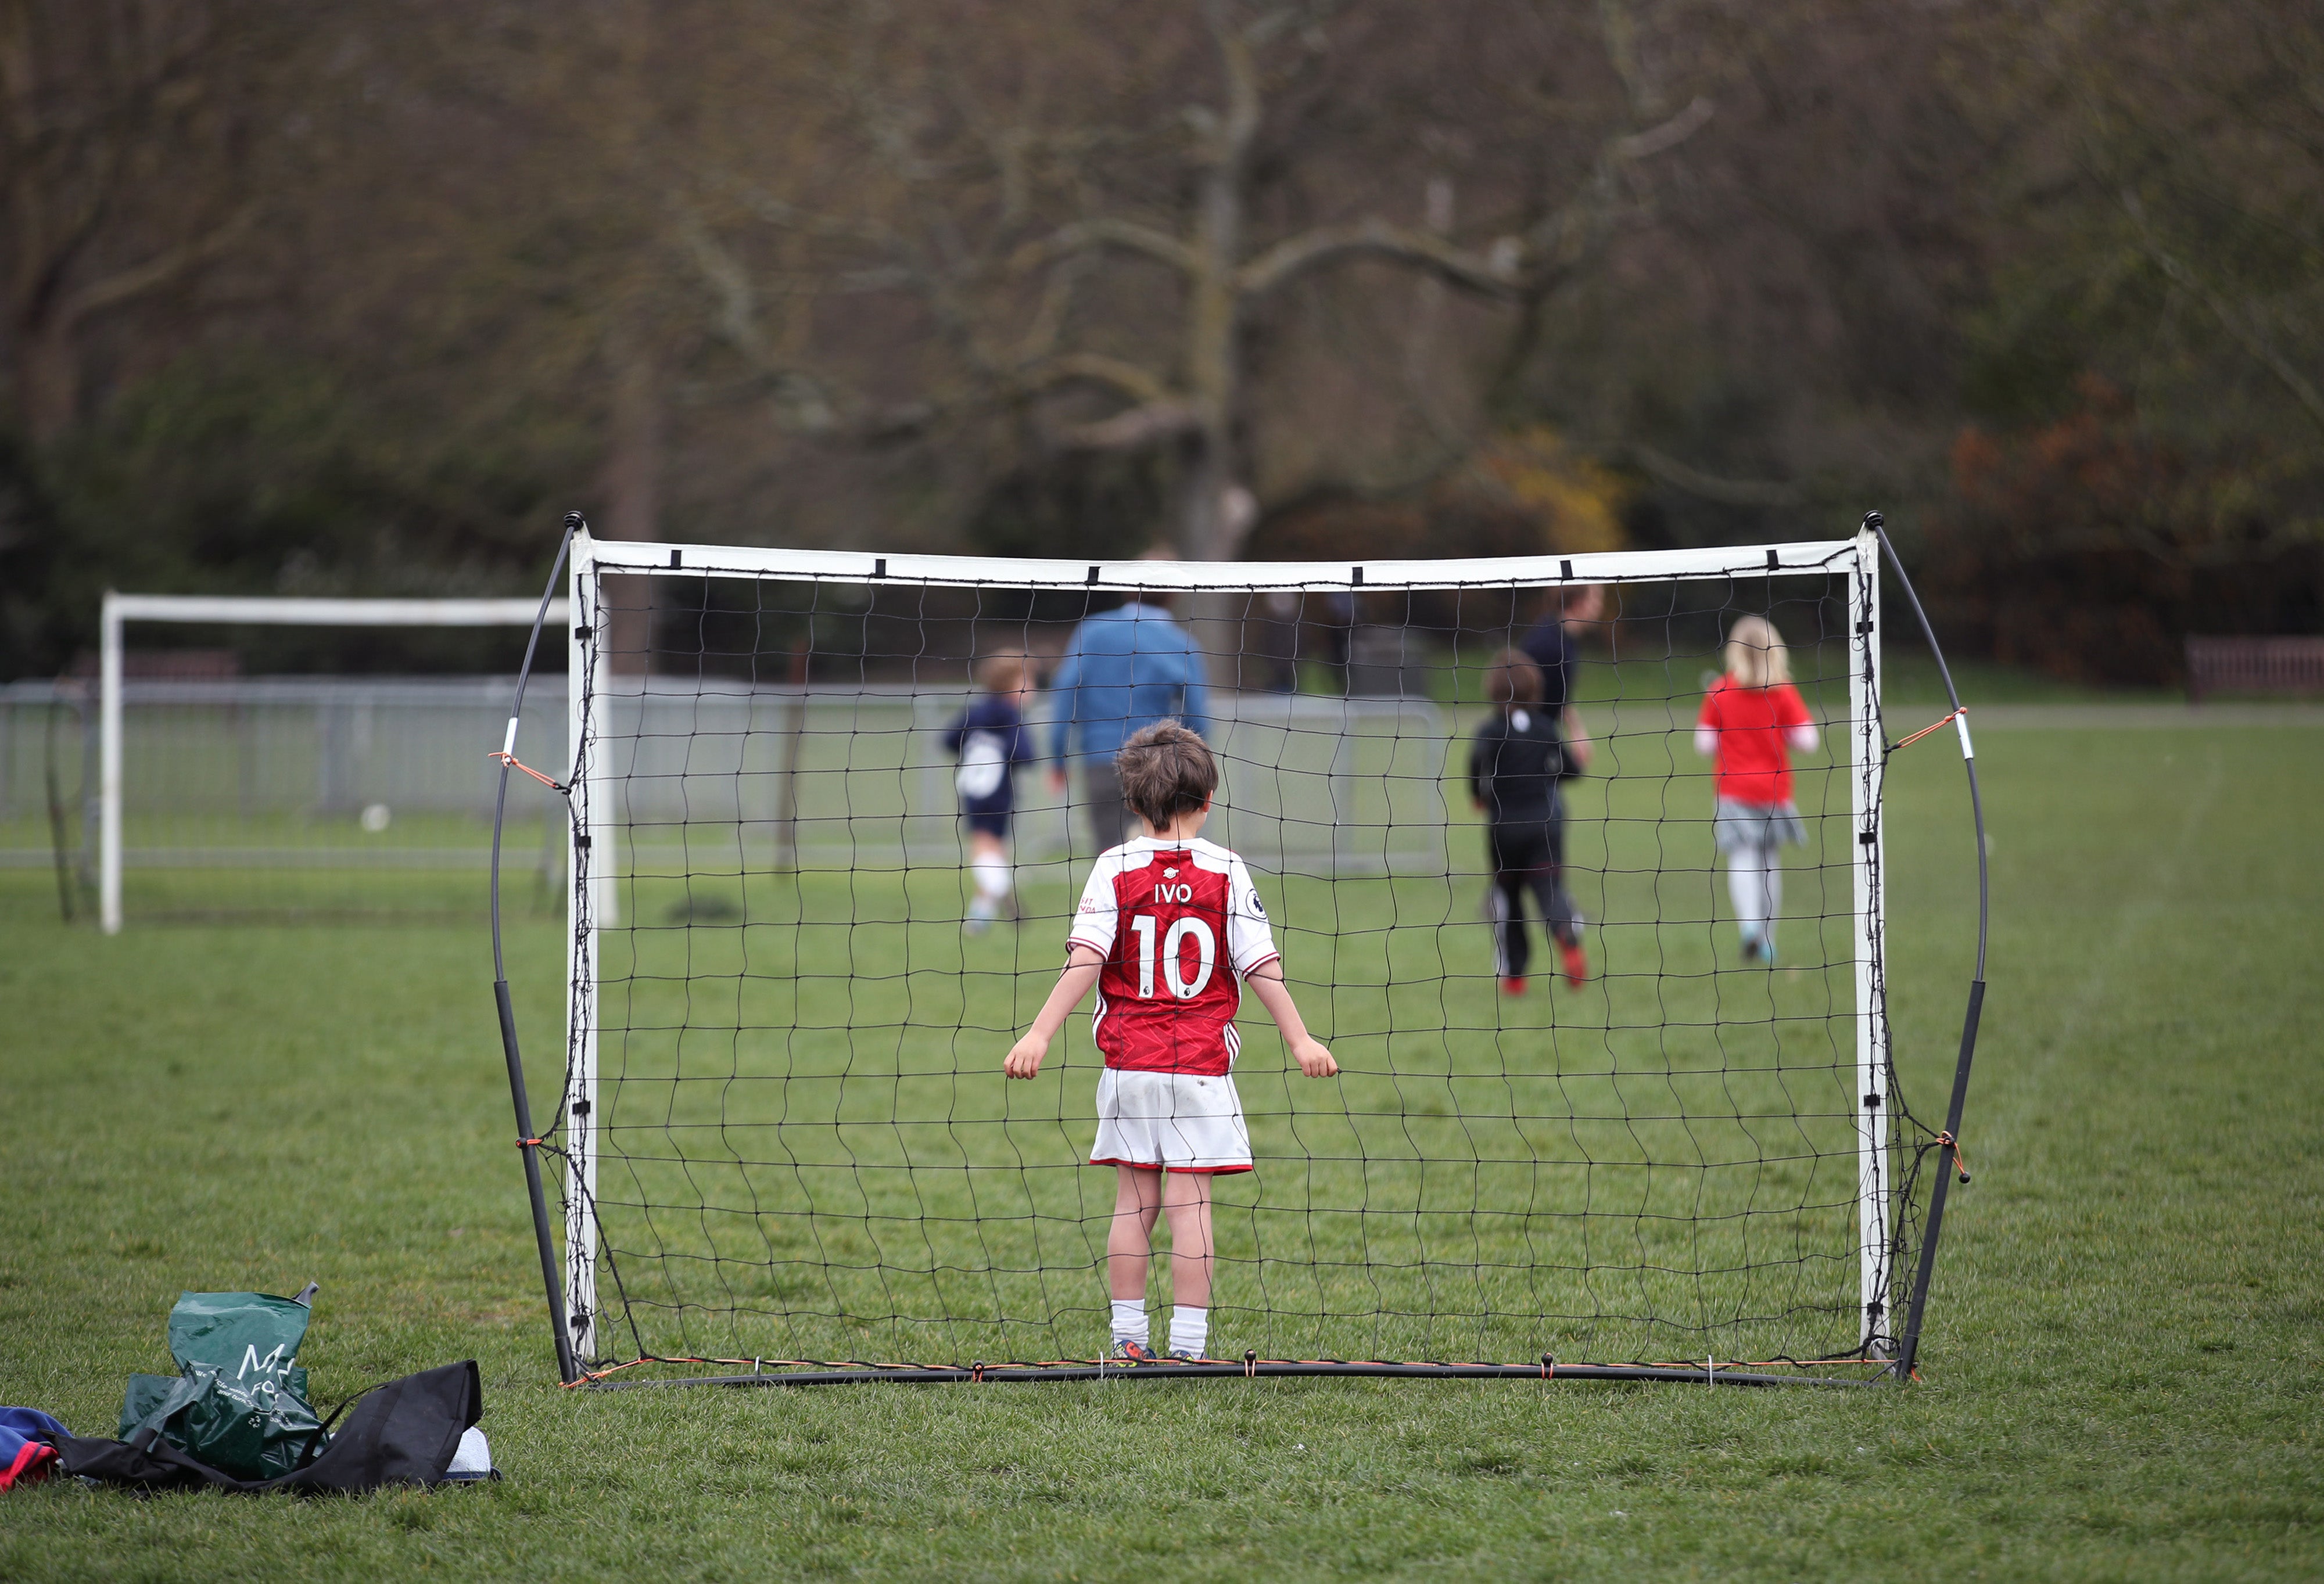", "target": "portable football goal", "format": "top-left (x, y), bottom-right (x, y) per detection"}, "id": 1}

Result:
top-left (490, 512), bottom-right (1986, 1389)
